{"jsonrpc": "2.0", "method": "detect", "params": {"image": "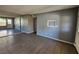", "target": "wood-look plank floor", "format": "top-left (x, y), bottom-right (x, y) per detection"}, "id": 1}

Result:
top-left (0, 33), bottom-right (78, 54)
